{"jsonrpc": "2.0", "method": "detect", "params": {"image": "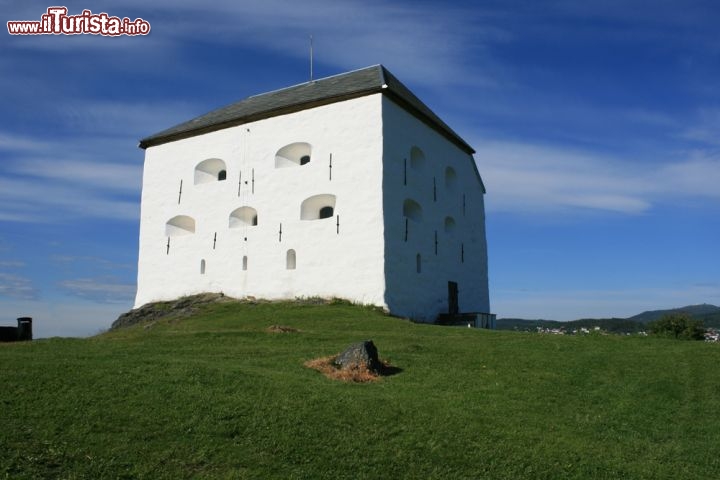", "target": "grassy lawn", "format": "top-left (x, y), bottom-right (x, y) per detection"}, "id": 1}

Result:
top-left (1, 300), bottom-right (719, 479)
